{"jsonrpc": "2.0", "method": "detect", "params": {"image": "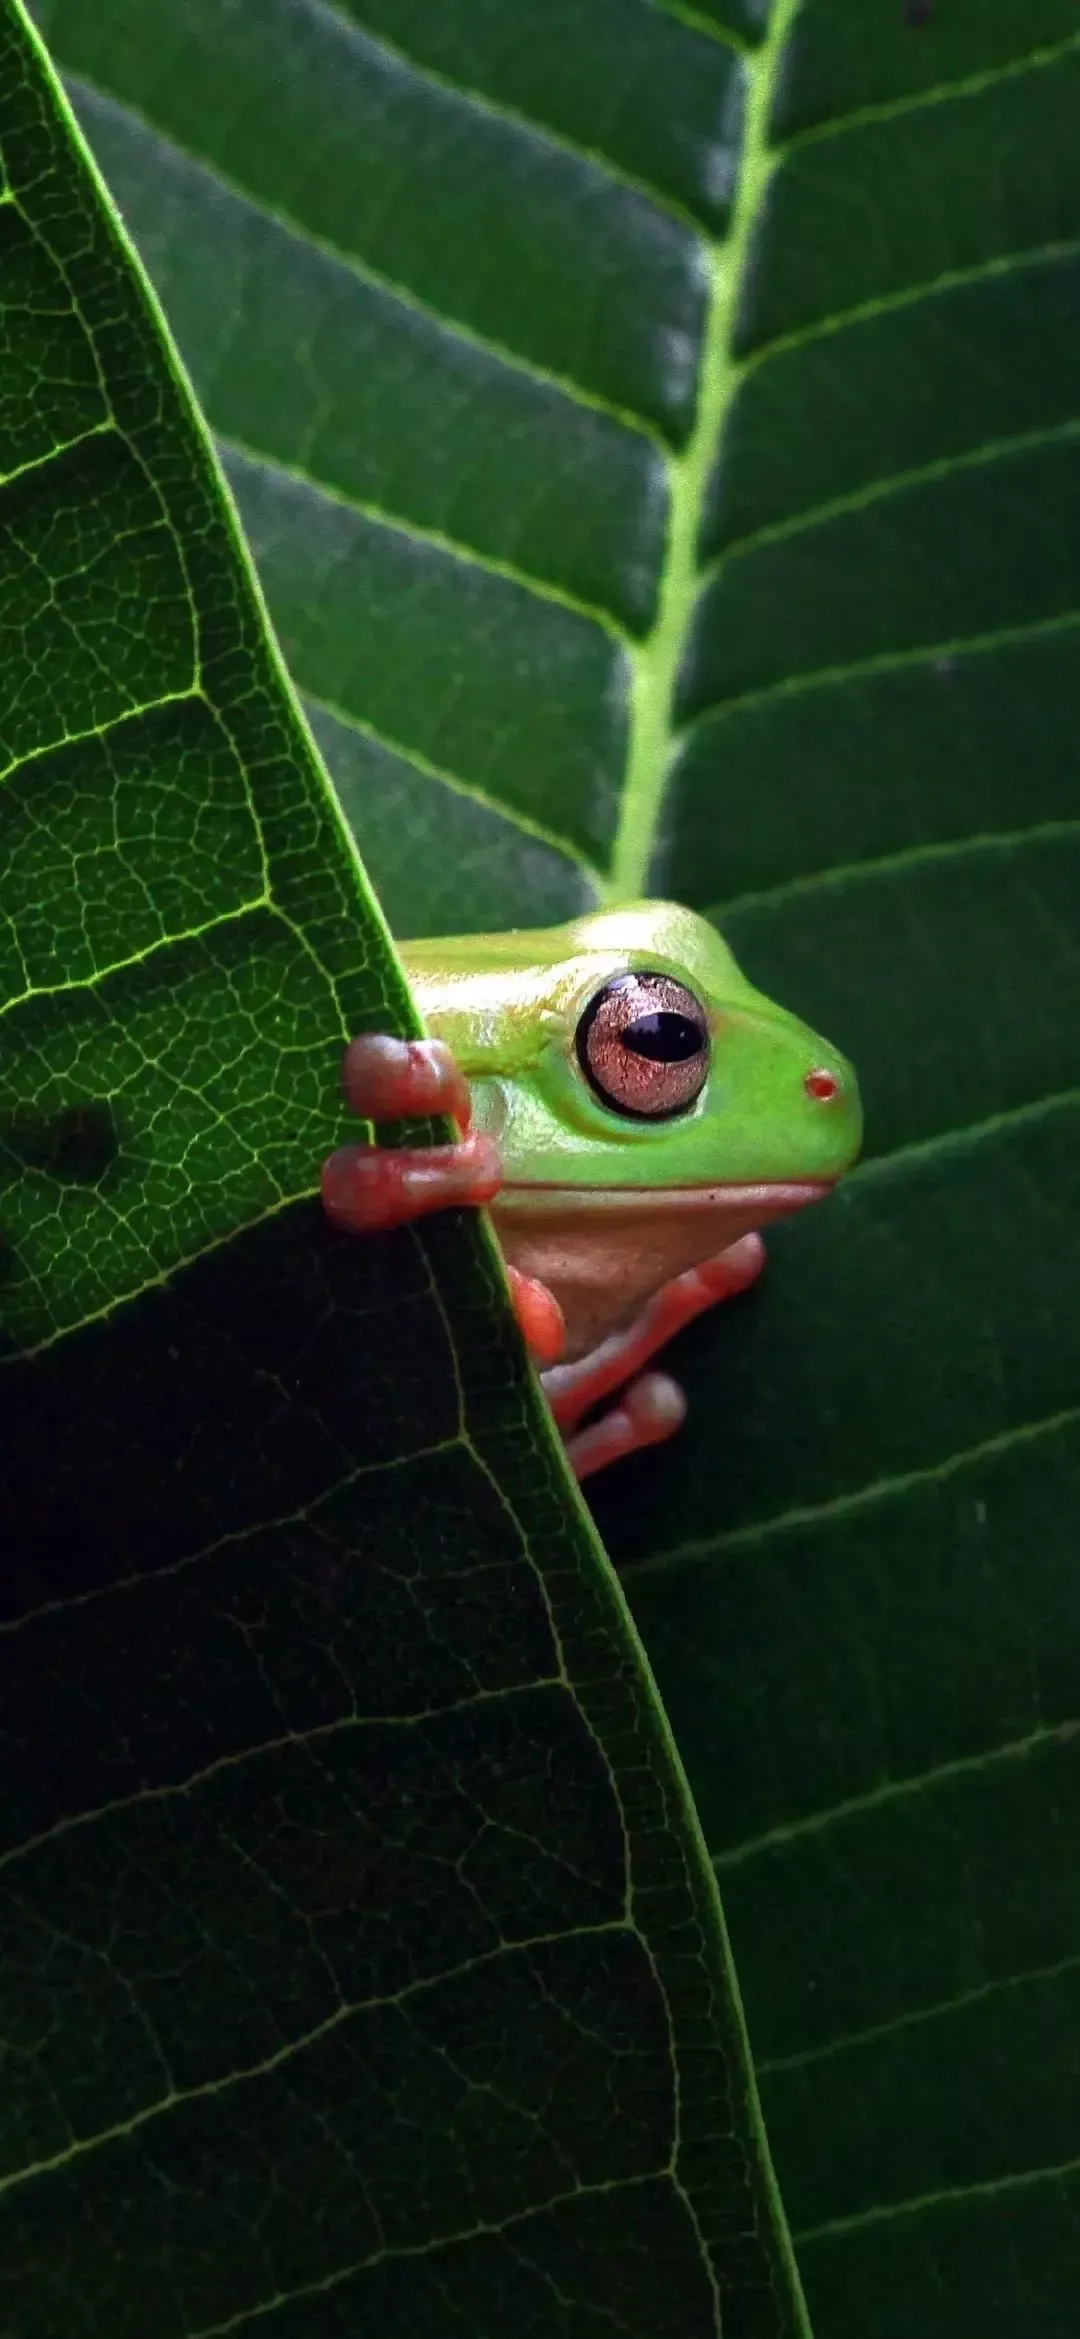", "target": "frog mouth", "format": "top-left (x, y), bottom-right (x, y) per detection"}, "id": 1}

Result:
top-left (495, 1179), bottom-right (833, 1213)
